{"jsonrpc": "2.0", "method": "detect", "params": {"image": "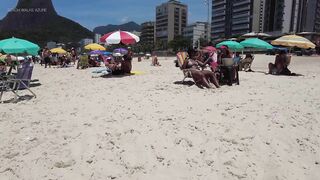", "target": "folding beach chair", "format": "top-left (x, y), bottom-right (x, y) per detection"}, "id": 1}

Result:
top-left (239, 56), bottom-right (254, 71)
top-left (176, 52), bottom-right (192, 82)
top-left (77, 55), bottom-right (89, 69)
top-left (217, 58), bottom-right (240, 86)
top-left (0, 62), bottom-right (36, 102)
